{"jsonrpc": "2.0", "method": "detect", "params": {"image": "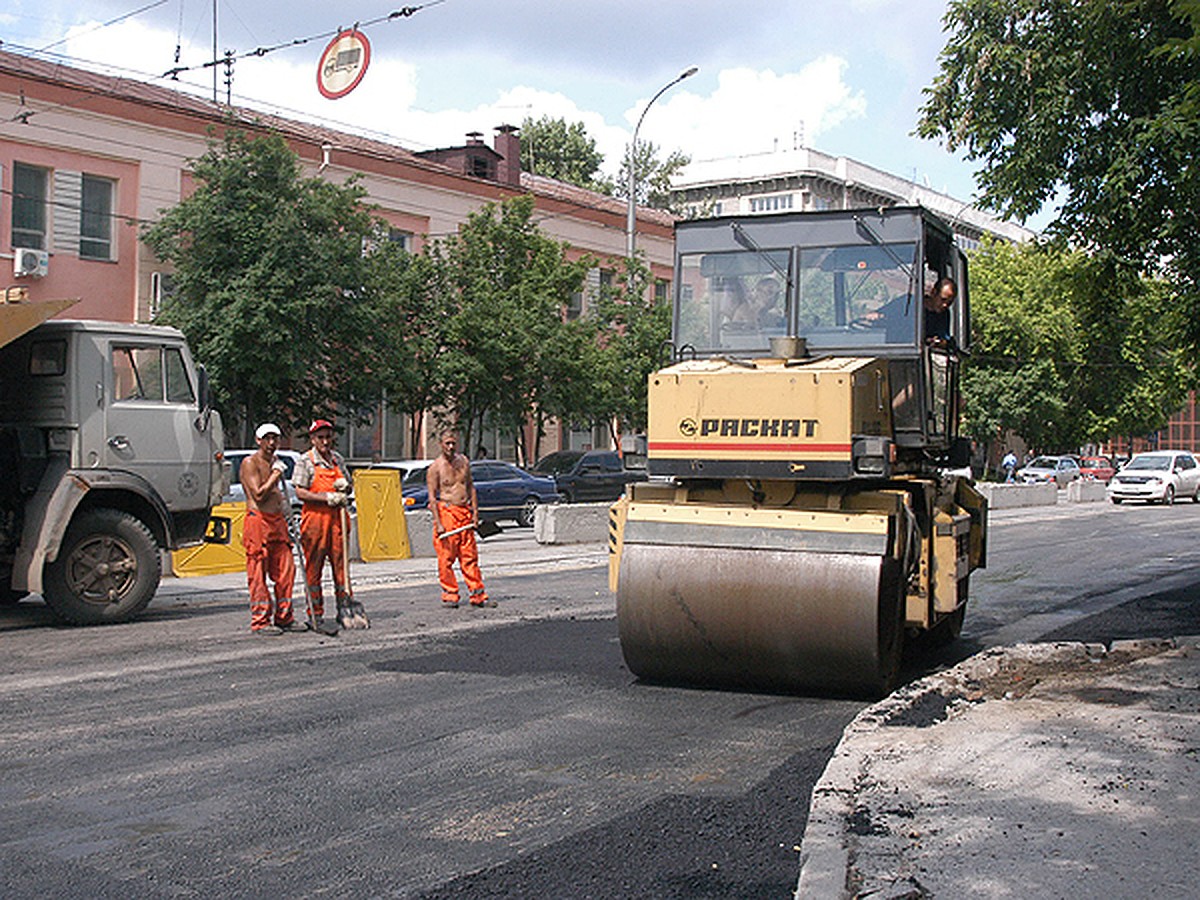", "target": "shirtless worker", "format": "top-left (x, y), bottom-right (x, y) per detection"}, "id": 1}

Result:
top-left (241, 423), bottom-right (303, 635)
top-left (427, 429), bottom-right (495, 608)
